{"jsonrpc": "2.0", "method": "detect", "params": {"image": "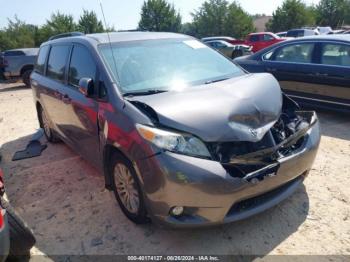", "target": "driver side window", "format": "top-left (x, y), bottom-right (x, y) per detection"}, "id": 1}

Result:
top-left (68, 45), bottom-right (96, 88)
